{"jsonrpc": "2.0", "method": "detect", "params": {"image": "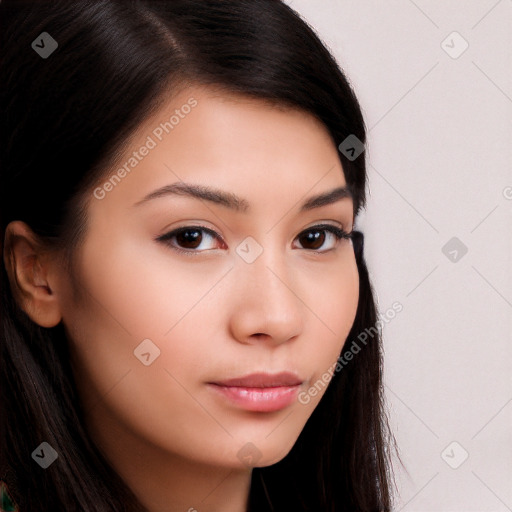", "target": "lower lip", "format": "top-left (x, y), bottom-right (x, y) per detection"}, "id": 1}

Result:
top-left (207, 384), bottom-right (301, 412)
